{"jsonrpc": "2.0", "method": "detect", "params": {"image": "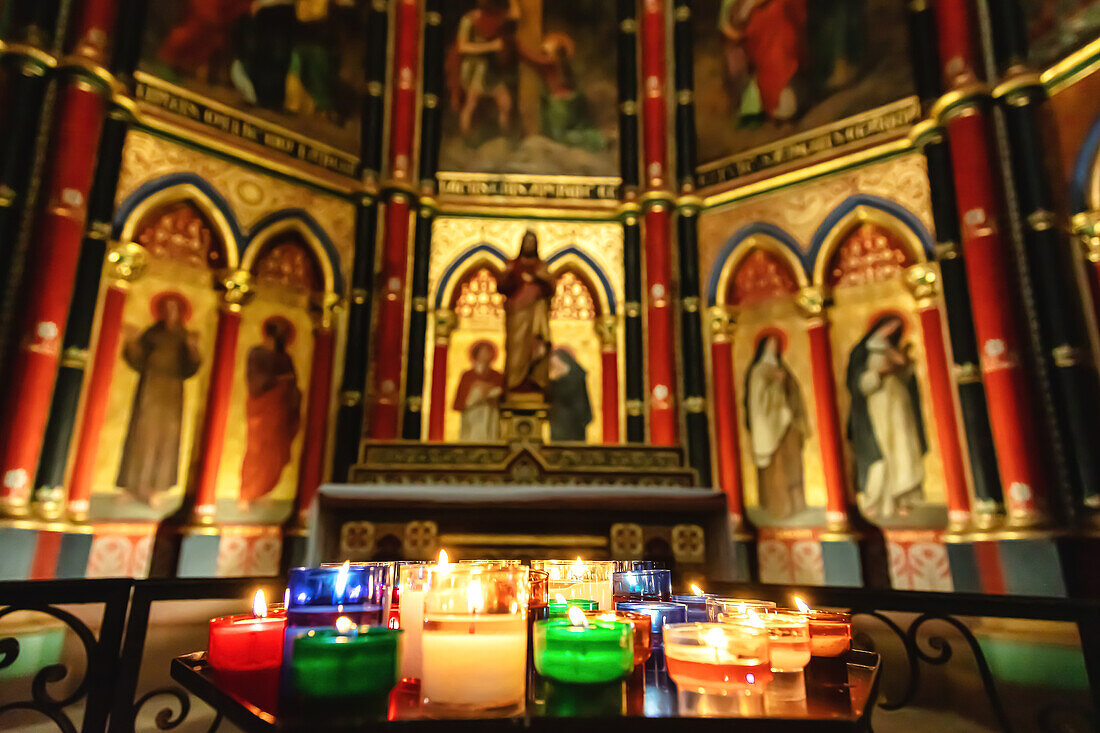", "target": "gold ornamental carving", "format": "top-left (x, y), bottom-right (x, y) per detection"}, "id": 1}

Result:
top-left (610, 523), bottom-right (644, 559)
top-left (1073, 212), bottom-right (1100, 263)
top-left (595, 314), bottom-right (618, 349)
top-left (671, 524), bottom-right (706, 564)
top-left (433, 309), bottom-right (457, 343)
top-left (404, 521), bottom-right (439, 560)
top-left (106, 242), bottom-right (149, 284)
top-left (220, 269), bottom-right (254, 311)
top-left (708, 305), bottom-right (734, 341)
top-left (905, 263), bottom-right (939, 304)
top-left (340, 520), bottom-right (376, 560)
top-left (795, 285), bottom-right (826, 319)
